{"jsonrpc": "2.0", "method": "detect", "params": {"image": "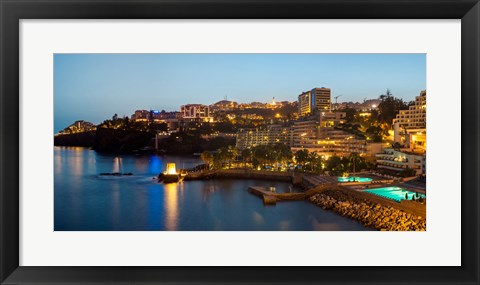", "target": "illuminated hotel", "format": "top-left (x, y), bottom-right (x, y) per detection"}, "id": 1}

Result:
top-left (235, 125), bottom-right (290, 150)
top-left (393, 90), bottom-right (426, 153)
top-left (376, 148), bottom-right (426, 175)
top-left (298, 87), bottom-right (331, 116)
